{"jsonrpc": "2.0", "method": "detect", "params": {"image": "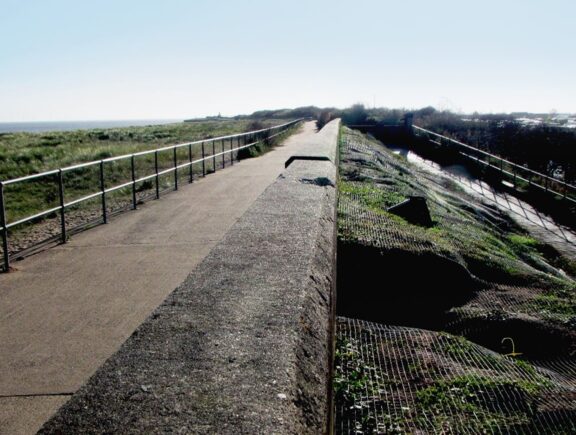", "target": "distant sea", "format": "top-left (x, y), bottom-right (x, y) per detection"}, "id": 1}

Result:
top-left (0, 119), bottom-right (182, 134)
